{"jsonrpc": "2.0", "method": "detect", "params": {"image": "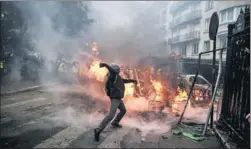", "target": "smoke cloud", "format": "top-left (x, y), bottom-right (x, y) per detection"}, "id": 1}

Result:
top-left (88, 1), bottom-right (168, 64)
top-left (46, 106), bottom-right (174, 138)
top-left (10, 1), bottom-right (165, 82)
top-left (5, 1), bottom-right (213, 137)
